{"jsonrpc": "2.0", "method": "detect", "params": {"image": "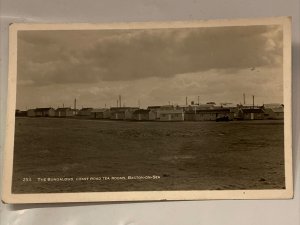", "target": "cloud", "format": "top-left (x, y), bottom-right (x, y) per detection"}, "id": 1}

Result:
top-left (17, 25), bottom-right (283, 86)
top-left (16, 25), bottom-right (284, 109)
top-left (16, 66), bottom-right (283, 110)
